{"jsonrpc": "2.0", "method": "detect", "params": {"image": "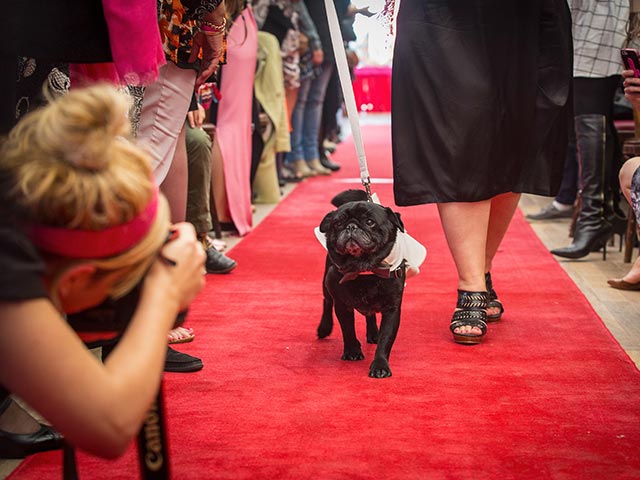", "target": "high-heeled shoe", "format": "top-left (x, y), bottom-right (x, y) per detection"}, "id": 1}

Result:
top-left (449, 290), bottom-right (488, 345)
top-left (0, 424), bottom-right (64, 458)
top-left (550, 223), bottom-right (612, 260)
top-left (484, 272), bottom-right (504, 322)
